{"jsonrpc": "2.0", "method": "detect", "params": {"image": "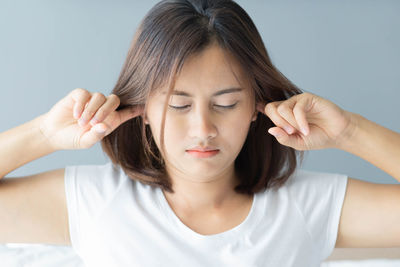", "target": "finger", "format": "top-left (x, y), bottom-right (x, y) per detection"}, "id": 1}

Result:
top-left (264, 102), bottom-right (296, 135)
top-left (268, 126), bottom-right (288, 139)
top-left (268, 126), bottom-right (307, 151)
top-left (268, 126), bottom-right (297, 148)
top-left (78, 93), bottom-right (107, 127)
top-left (70, 88), bottom-right (91, 119)
top-left (89, 94), bottom-right (120, 126)
top-left (79, 122), bottom-right (109, 148)
top-left (275, 101), bottom-right (301, 134)
top-left (117, 104), bottom-right (145, 125)
top-left (293, 97), bottom-right (311, 136)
